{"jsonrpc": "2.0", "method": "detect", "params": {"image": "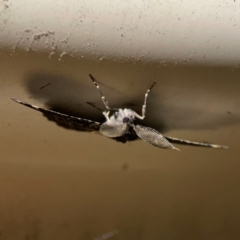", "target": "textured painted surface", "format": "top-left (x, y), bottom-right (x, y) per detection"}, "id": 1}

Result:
top-left (0, 0), bottom-right (240, 64)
